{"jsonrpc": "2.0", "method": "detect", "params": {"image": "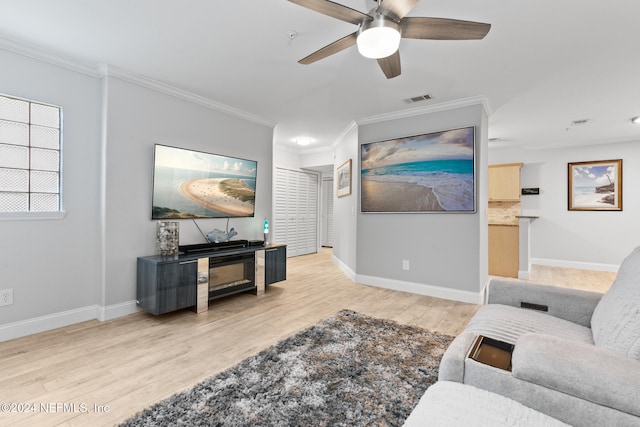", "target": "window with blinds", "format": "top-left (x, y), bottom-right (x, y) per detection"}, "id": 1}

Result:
top-left (0, 94), bottom-right (61, 212)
